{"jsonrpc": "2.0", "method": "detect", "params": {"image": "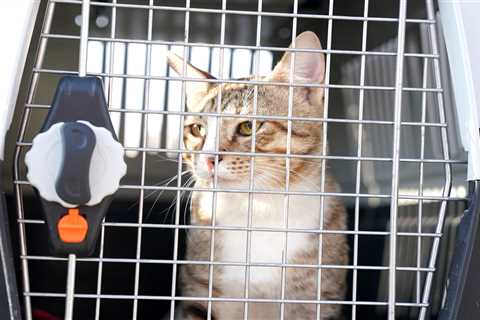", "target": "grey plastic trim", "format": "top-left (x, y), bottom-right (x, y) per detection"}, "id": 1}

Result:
top-left (439, 181), bottom-right (480, 319)
top-left (0, 161), bottom-right (22, 320)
